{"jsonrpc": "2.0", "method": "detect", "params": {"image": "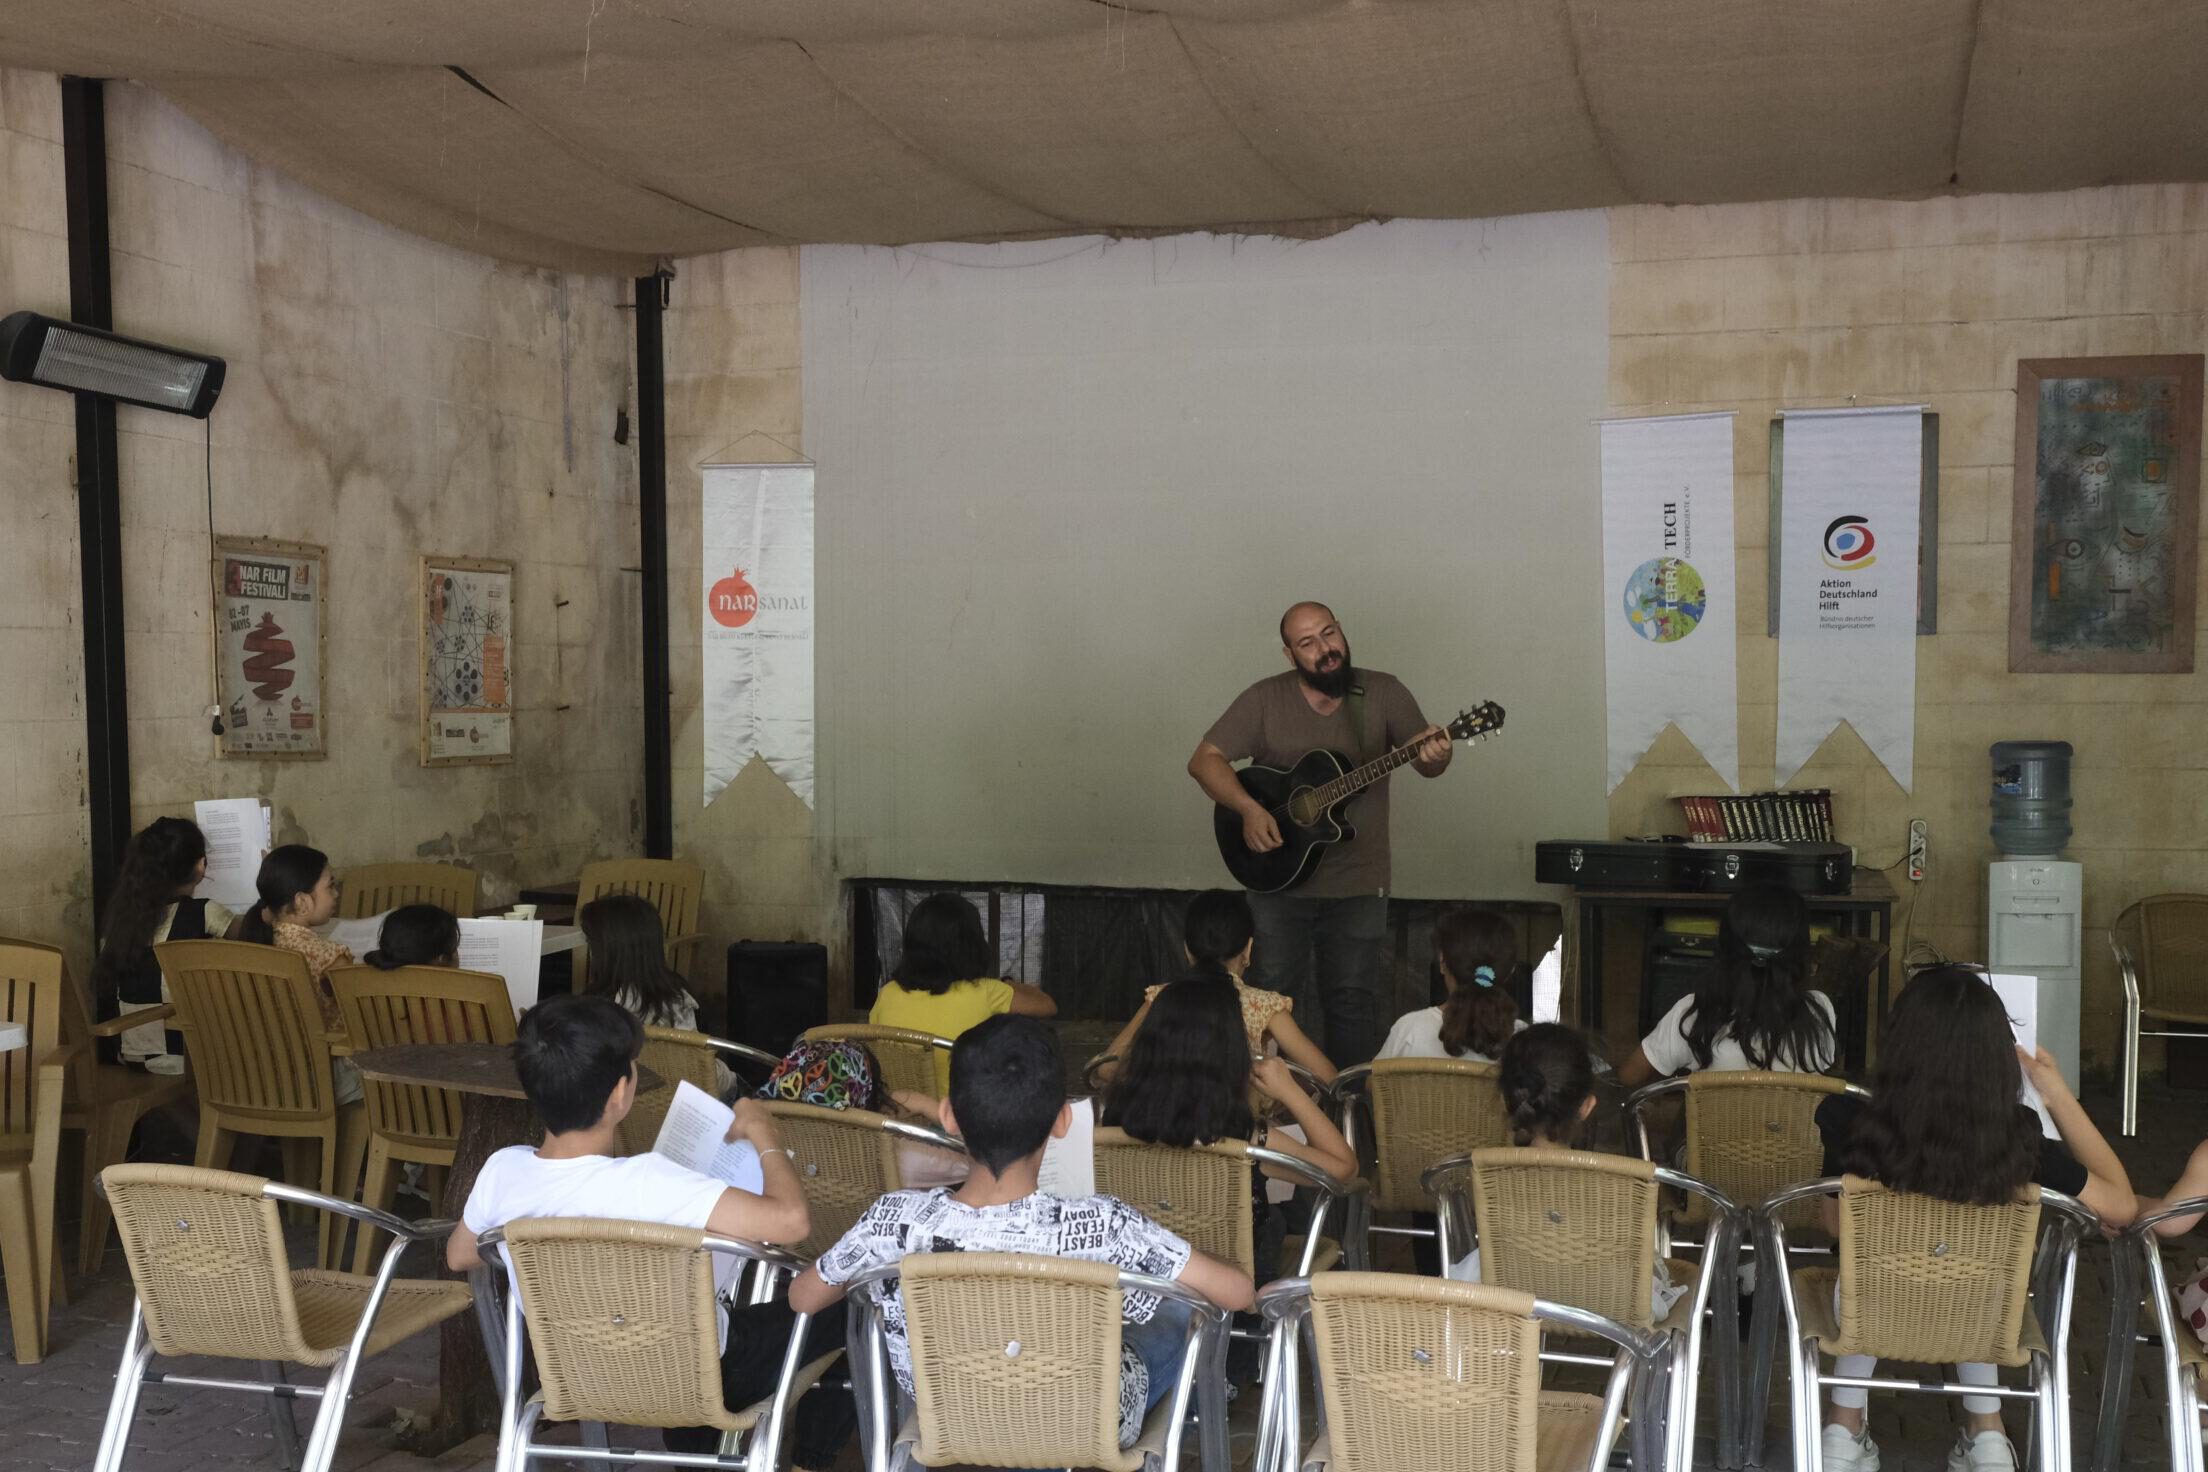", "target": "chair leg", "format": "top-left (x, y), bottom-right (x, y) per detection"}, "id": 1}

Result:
top-left (297, 1351), bottom-right (356, 1472)
top-left (1745, 1262), bottom-right (1783, 1467)
top-left (192, 1119), bottom-right (236, 1171)
top-left (349, 1141), bottom-right (398, 1276)
top-left (317, 1111), bottom-right (373, 1271)
top-left (2121, 1003), bottom-right (2140, 1138)
top-left (81, 1103), bottom-right (134, 1276)
top-left (283, 1139), bottom-right (319, 1227)
top-left (0, 1176), bottom-right (44, 1364)
top-left (1795, 1341), bottom-right (1822, 1472)
top-left (1712, 1260), bottom-right (1744, 1469)
top-left (263, 1361), bottom-right (303, 1470)
top-left (93, 1307), bottom-right (157, 1472)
